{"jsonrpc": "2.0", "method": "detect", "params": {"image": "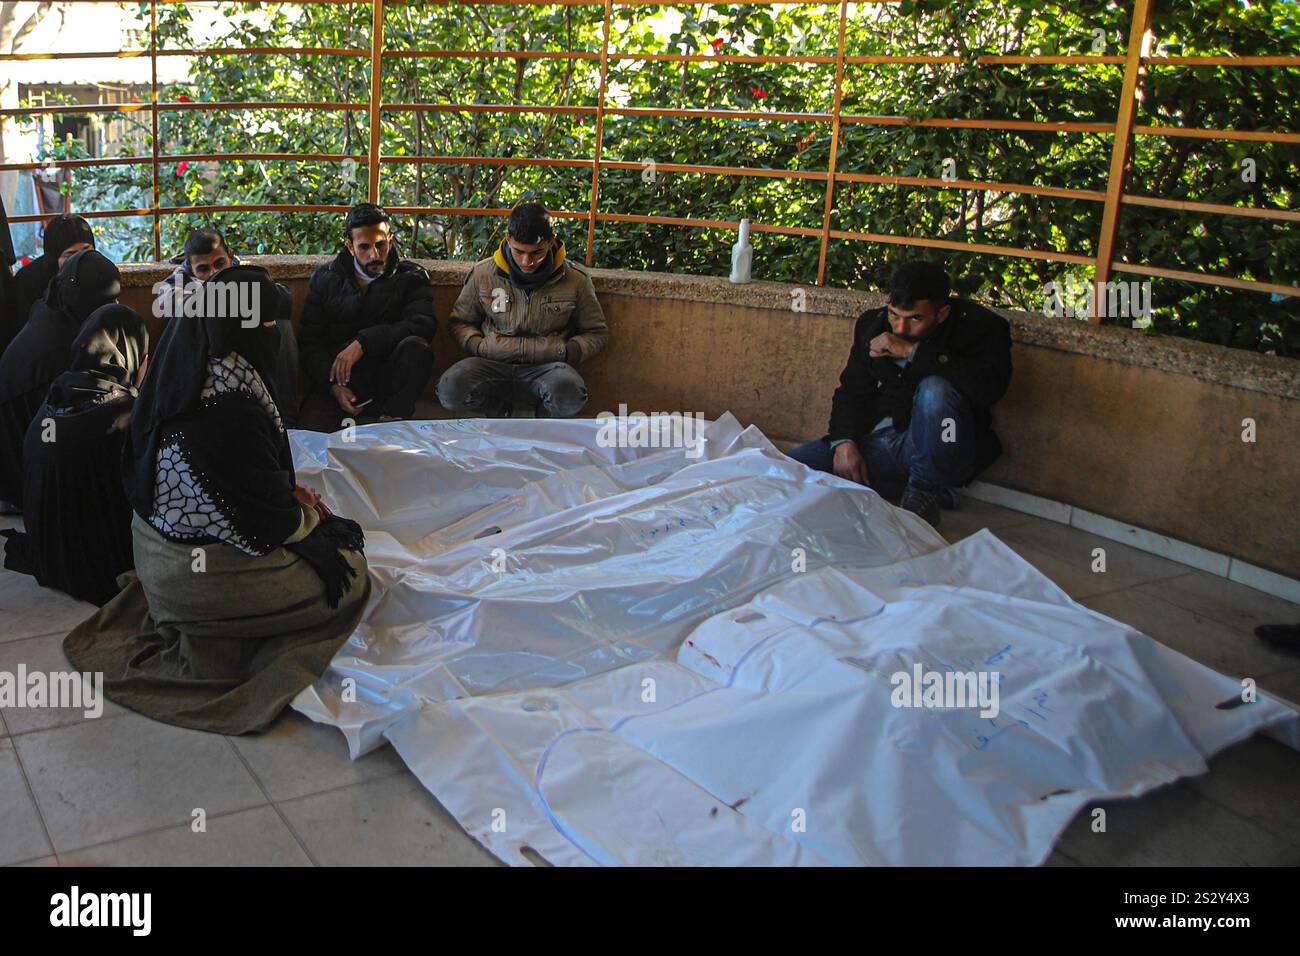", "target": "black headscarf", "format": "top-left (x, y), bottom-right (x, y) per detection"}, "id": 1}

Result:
top-left (0, 249), bottom-right (121, 404)
top-left (43, 214), bottom-right (96, 264)
top-left (124, 264), bottom-right (284, 517)
top-left (46, 304), bottom-right (148, 411)
top-left (47, 248), bottom-right (122, 326)
top-left (3, 215), bottom-right (98, 352)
